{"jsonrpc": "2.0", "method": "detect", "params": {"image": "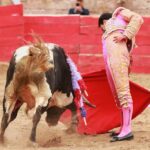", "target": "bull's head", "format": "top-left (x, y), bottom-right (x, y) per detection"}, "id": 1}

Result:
top-left (28, 41), bottom-right (54, 73)
top-left (45, 106), bottom-right (65, 126)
